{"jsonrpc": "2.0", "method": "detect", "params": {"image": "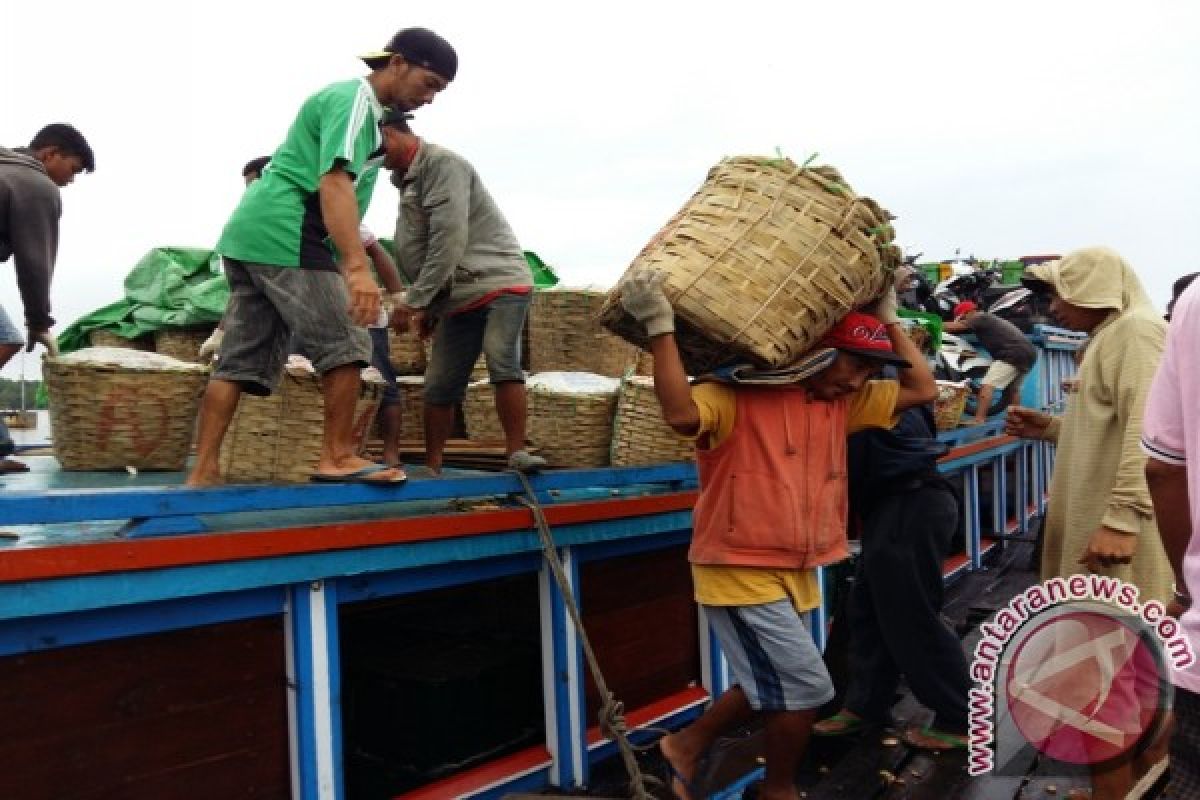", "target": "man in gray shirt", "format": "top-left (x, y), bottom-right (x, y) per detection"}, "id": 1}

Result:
top-left (945, 301), bottom-right (1038, 424)
top-left (382, 110), bottom-right (545, 474)
top-left (0, 124), bottom-right (95, 473)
